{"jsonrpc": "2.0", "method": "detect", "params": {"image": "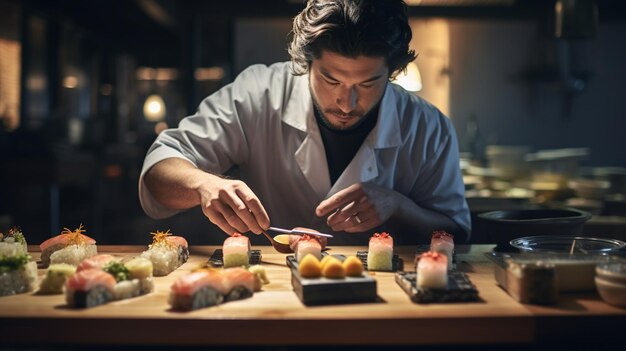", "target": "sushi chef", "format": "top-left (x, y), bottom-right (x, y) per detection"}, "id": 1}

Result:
top-left (139, 0), bottom-right (471, 244)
